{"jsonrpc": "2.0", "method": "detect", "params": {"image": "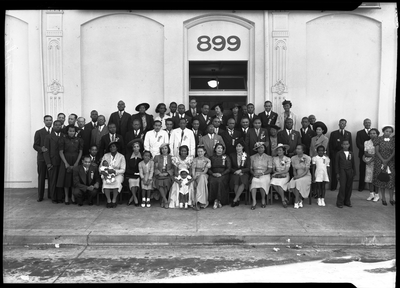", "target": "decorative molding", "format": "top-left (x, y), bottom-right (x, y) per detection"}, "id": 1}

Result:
top-left (272, 31), bottom-right (289, 37)
top-left (47, 79), bottom-right (63, 94)
top-left (271, 80), bottom-right (287, 95)
top-left (45, 10), bottom-right (64, 14)
top-left (46, 30), bottom-right (63, 36)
